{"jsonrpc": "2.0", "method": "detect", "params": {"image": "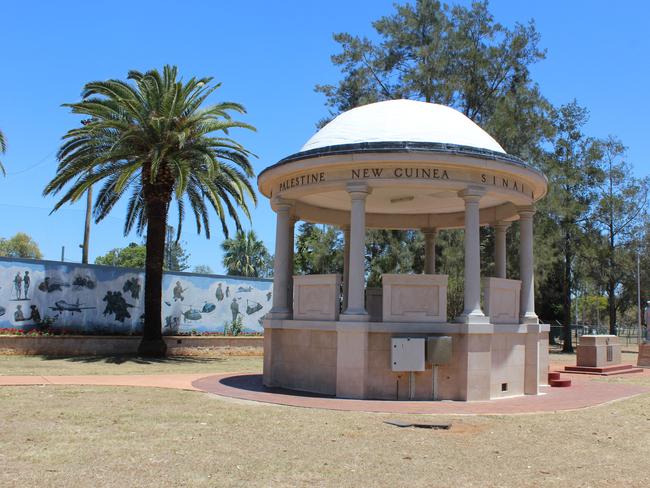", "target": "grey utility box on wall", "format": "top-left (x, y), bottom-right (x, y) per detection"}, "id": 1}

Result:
top-left (391, 337), bottom-right (425, 372)
top-left (426, 336), bottom-right (452, 365)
